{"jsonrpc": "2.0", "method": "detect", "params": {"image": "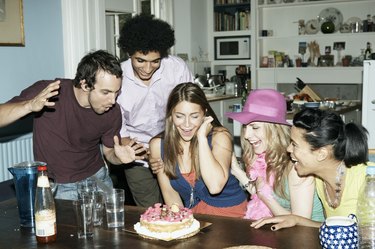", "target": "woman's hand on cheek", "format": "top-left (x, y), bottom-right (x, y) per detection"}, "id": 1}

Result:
top-left (197, 116), bottom-right (214, 138)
